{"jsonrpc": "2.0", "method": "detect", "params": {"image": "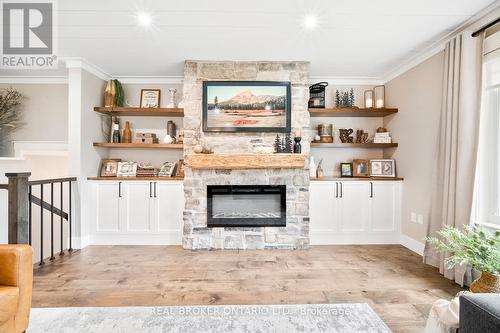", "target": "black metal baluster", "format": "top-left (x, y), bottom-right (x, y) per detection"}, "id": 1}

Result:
top-left (69, 181), bottom-right (73, 252)
top-left (50, 183), bottom-right (55, 260)
top-left (60, 181), bottom-right (64, 256)
top-left (28, 185), bottom-right (32, 246)
top-left (39, 184), bottom-right (45, 266)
